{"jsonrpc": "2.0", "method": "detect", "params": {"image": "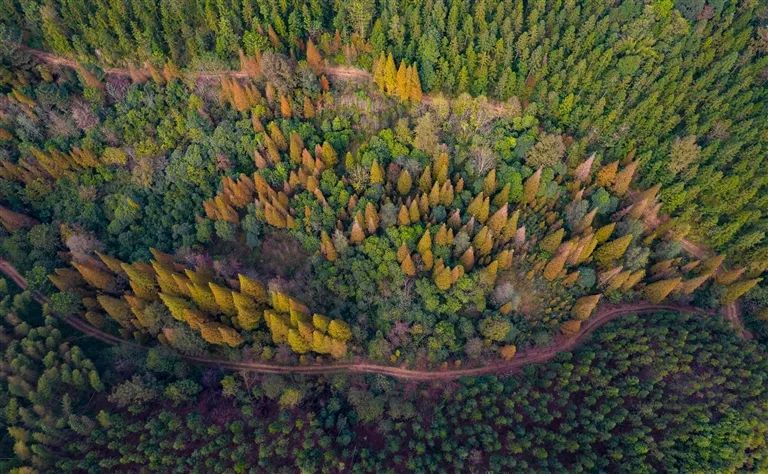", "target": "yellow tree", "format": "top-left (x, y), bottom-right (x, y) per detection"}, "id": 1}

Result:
top-left (408, 65), bottom-right (423, 102)
top-left (306, 38), bottom-right (323, 74)
top-left (522, 168), bottom-right (542, 205)
top-left (397, 169), bottom-right (412, 195)
top-left (396, 61), bottom-right (409, 101)
top-left (722, 278), bottom-right (762, 304)
top-left (571, 294), bottom-right (601, 320)
top-left (384, 53), bottom-right (397, 95)
top-left (644, 278), bottom-right (682, 303)
top-left (593, 234), bottom-right (633, 267)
